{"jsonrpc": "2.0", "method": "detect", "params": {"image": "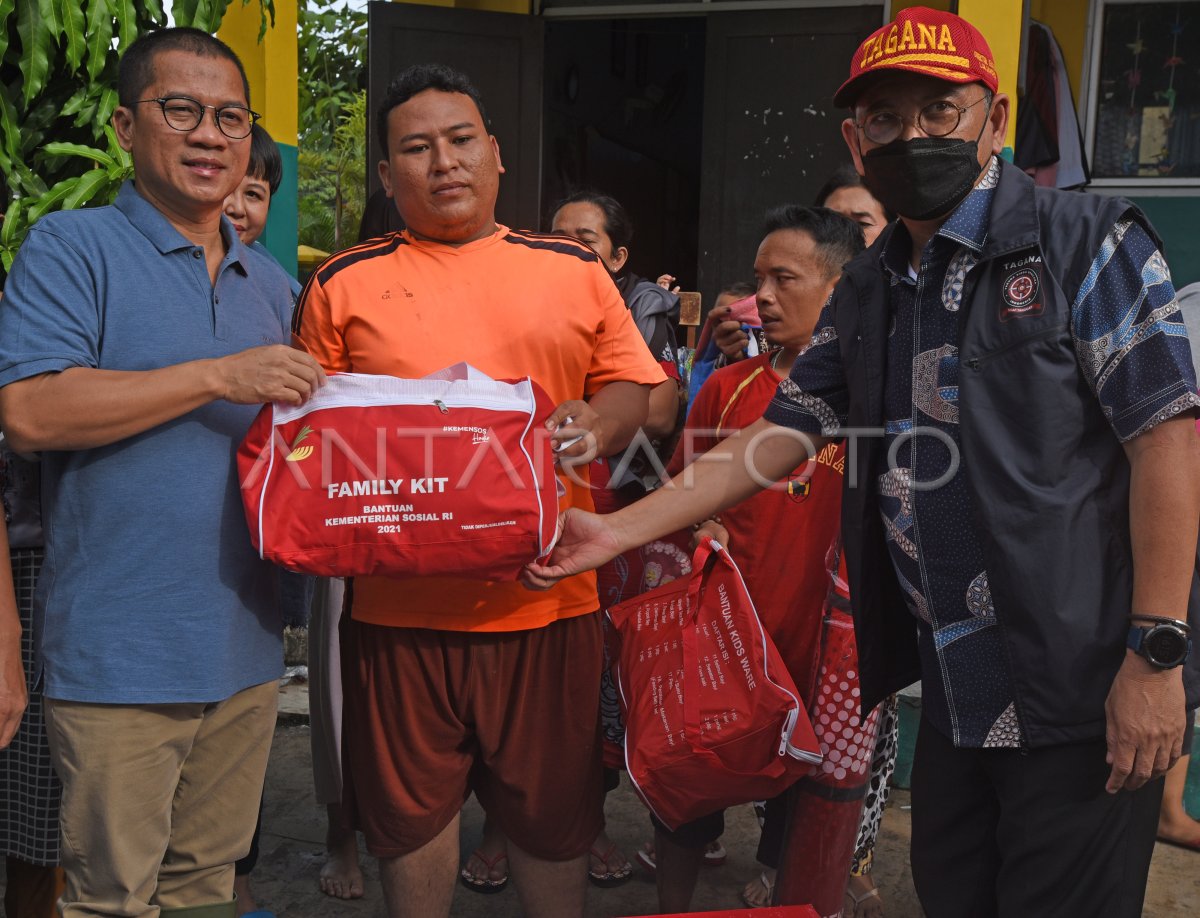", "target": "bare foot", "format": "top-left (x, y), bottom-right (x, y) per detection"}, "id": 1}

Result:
top-left (233, 873), bottom-right (259, 916)
top-left (845, 873), bottom-right (884, 918)
top-left (319, 823), bottom-right (364, 900)
top-left (741, 867), bottom-right (776, 908)
top-left (1158, 809), bottom-right (1200, 848)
